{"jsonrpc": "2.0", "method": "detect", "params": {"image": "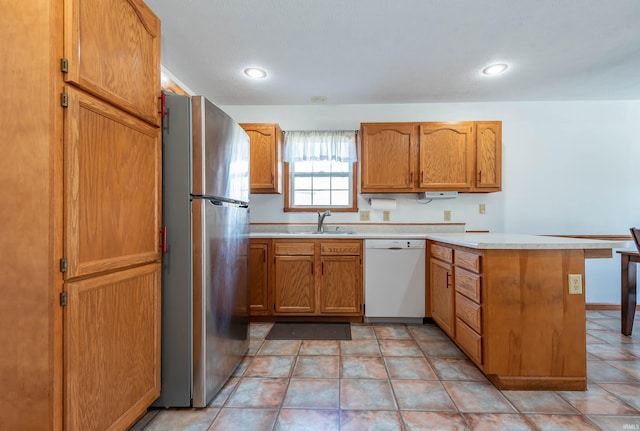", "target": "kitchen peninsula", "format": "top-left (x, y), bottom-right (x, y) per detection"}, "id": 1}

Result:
top-left (425, 232), bottom-right (628, 391)
top-left (251, 227), bottom-right (629, 390)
